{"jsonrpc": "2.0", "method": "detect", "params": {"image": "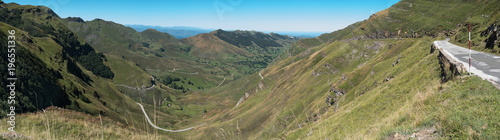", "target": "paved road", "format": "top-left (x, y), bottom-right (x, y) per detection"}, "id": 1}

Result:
top-left (136, 103), bottom-right (206, 132)
top-left (433, 39), bottom-right (500, 88)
